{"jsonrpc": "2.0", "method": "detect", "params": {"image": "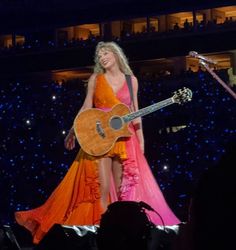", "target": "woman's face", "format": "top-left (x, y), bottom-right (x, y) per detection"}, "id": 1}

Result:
top-left (97, 48), bottom-right (117, 70)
